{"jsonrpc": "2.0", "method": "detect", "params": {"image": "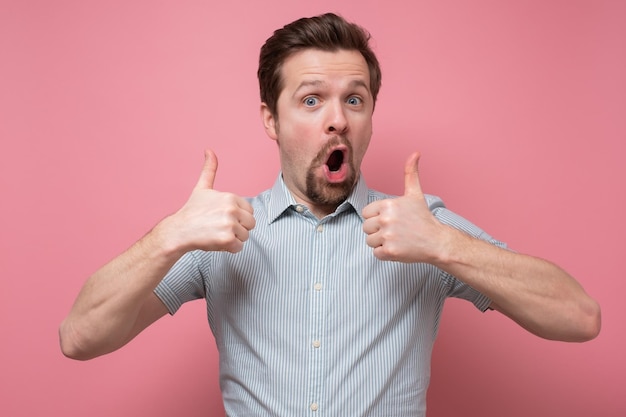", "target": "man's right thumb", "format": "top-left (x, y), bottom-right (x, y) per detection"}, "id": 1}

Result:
top-left (195, 149), bottom-right (218, 190)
